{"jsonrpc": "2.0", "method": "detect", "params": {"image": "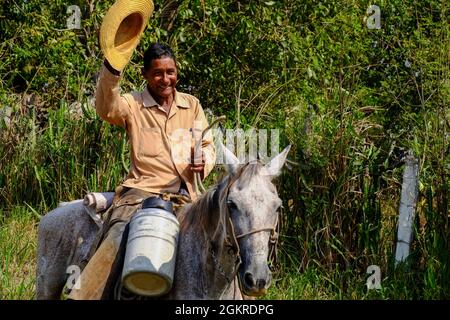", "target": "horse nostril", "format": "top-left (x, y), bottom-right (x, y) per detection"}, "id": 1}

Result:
top-left (244, 272), bottom-right (255, 287)
top-left (256, 279), bottom-right (266, 290)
